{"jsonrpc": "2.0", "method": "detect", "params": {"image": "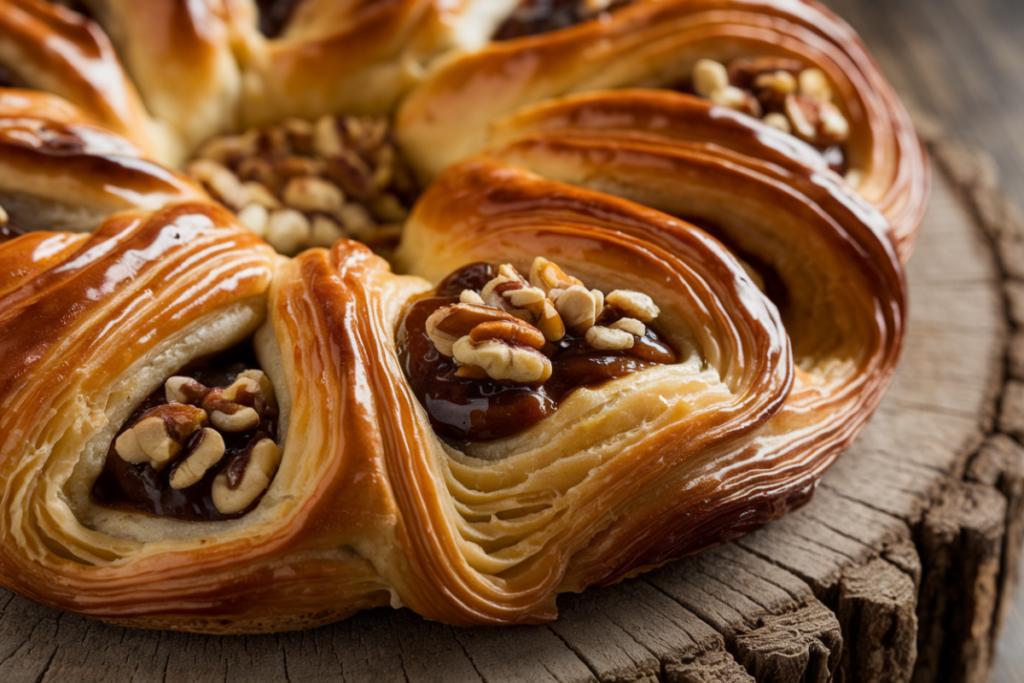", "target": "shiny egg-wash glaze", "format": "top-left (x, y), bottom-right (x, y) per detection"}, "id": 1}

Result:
top-left (396, 0), bottom-right (928, 262)
top-left (0, 0), bottom-right (918, 632)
